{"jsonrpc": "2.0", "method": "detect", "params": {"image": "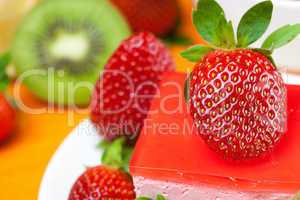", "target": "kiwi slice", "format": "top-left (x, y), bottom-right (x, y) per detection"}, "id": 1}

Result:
top-left (12, 0), bottom-right (130, 106)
